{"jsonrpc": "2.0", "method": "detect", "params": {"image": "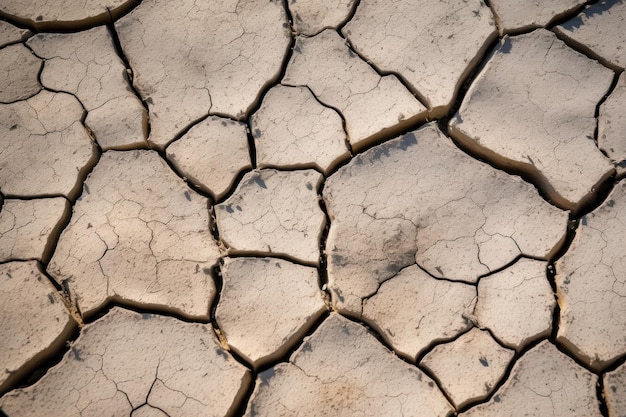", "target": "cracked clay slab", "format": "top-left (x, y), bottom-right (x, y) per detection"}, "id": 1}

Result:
top-left (605, 362), bottom-right (626, 417)
top-left (599, 72), bottom-right (626, 167)
top-left (215, 257), bottom-right (327, 367)
top-left (474, 258), bottom-right (556, 350)
top-left (0, 43), bottom-right (41, 103)
top-left (490, 0), bottom-right (587, 33)
top-left (461, 341), bottom-right (601, 417)
top-left (289, 0), bottom-right (355, 36)
top-left (166, 116), bottom-right (251, 200)
top-left (0, 21), bottom-right (30, 48)
top-left (0, 90), bottom-right (96, 199)
top-left (343, 0), bottom-right (496, 113)
top-left (246, 314), bottom-right (453, 416)
top-left (216, 169), bottom-right (324, 264)
top-left (0, 308), bottom-right (250, 417)
top-left (420, 328), bottom-right (515, 409)
top-left (48, 150), bottom-right (220, 319)
top-left (0, 261), bottom-right (76, 394)
top-left (116, 0), bottom-right (290, 147)
top-left (323, 123), bottom-right (567, 313)
top-left (556, 179), bottom-right (626, 370)
top-left (556, 0), bottom-right (626, 69)
top-left (0, 198), bottom-right (69, 262)
top-left (362, 265), bottom-right (476, 359)
top-left (450, 29), bottom-right (613, 207)
top-left (28, 27), bottom-right (148, 150)
top-left (251, 85), bottom-right (349, 173)
top-left (283, 29), bottom-right (427, 150)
